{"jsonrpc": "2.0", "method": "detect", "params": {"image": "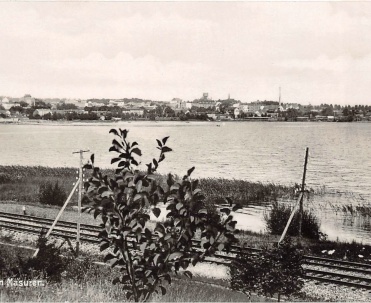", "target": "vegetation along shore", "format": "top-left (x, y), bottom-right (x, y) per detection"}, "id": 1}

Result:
top-left (1, 161), bottom-right (371, 301)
